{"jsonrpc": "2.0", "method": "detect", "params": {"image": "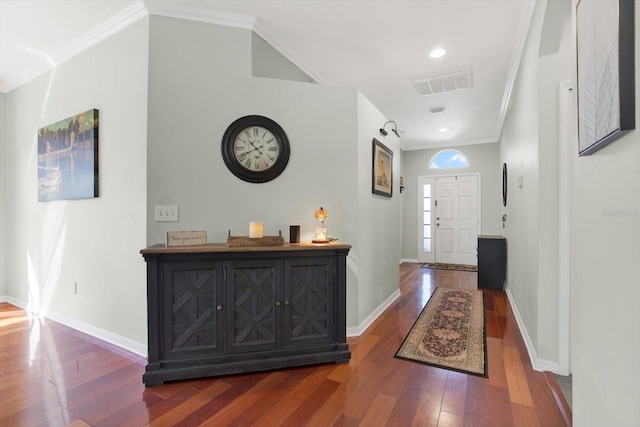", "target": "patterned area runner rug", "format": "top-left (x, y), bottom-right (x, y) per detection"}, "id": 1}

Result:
top-left (395, 287), bottom-right (487, 377)
top-left (421, 262), bottom-right (477, 272)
